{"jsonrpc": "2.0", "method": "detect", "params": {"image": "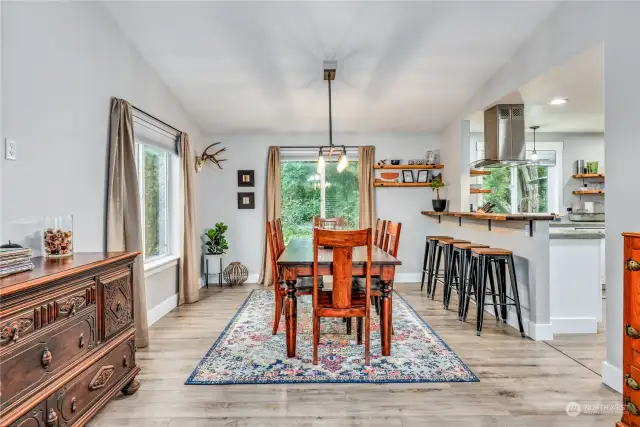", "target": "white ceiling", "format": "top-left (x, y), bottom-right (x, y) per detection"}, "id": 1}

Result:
top-left (104, 1), bottom-right (558, 134)
top-left (469, 43), bottom-right (604, 133)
